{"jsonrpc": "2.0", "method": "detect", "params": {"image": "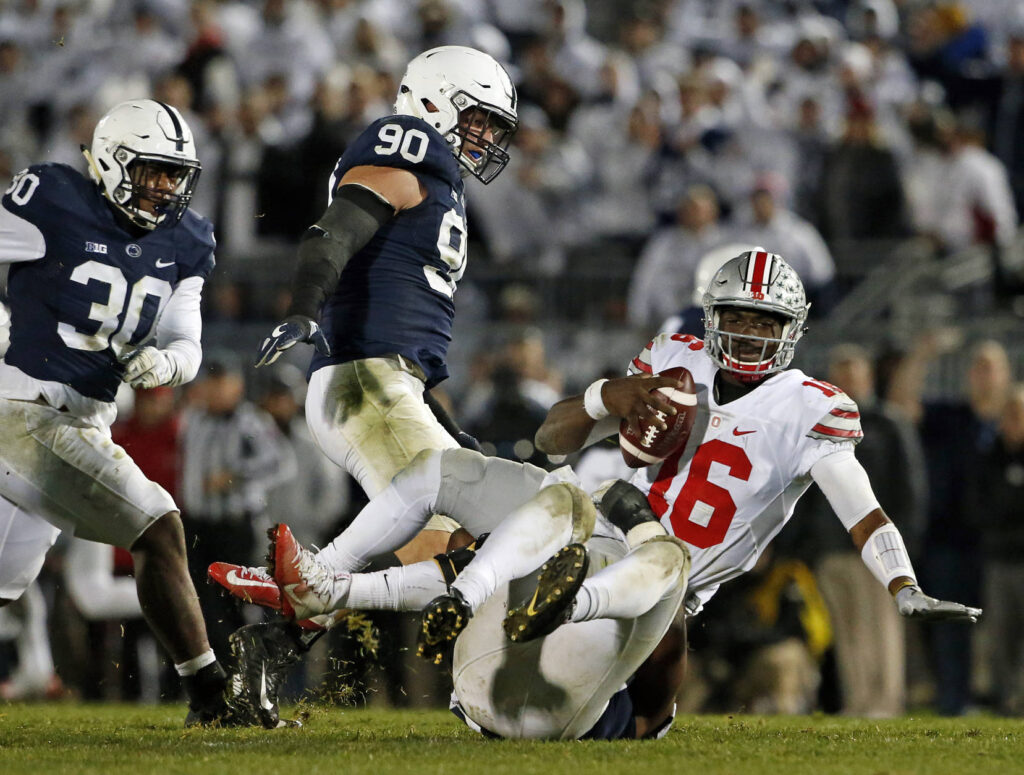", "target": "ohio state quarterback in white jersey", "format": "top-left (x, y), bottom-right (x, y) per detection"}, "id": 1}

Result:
top-left (625, 329), bottom-right (865, 615)
top-left (538, 249), bottom-right (981, 622)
